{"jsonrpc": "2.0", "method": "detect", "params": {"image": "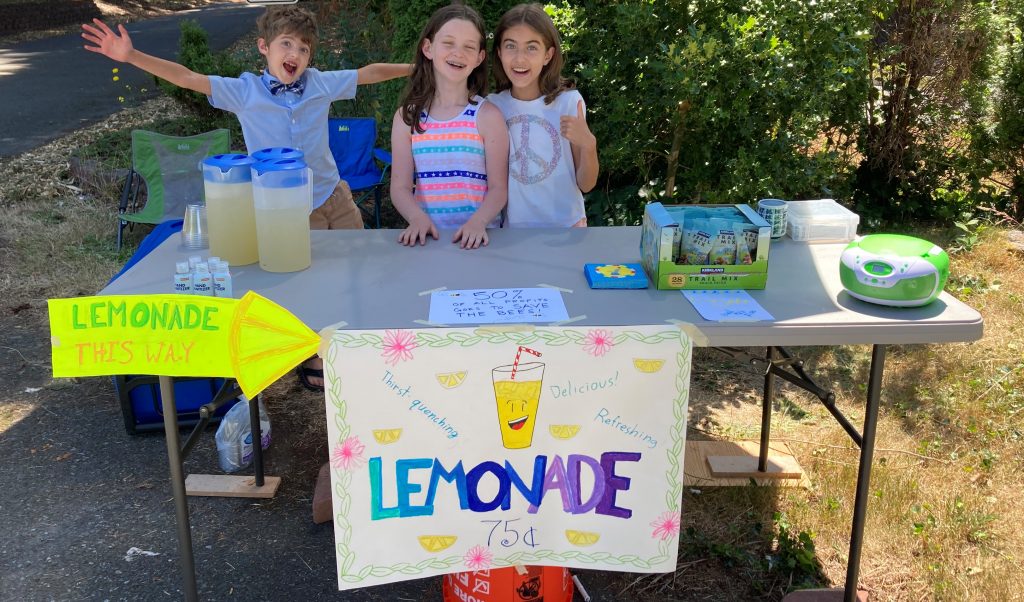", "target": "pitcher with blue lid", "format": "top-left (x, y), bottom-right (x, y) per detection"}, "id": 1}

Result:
top-left (201, 153), bottom-right (258, 265)
top-left (251, 158), bottom-right (312, 273)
